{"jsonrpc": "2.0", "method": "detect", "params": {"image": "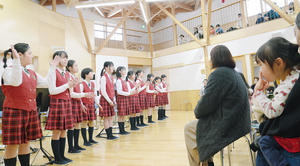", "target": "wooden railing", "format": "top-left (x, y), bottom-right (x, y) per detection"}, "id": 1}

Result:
top-left (95, 2), bottom-right (293, 52)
